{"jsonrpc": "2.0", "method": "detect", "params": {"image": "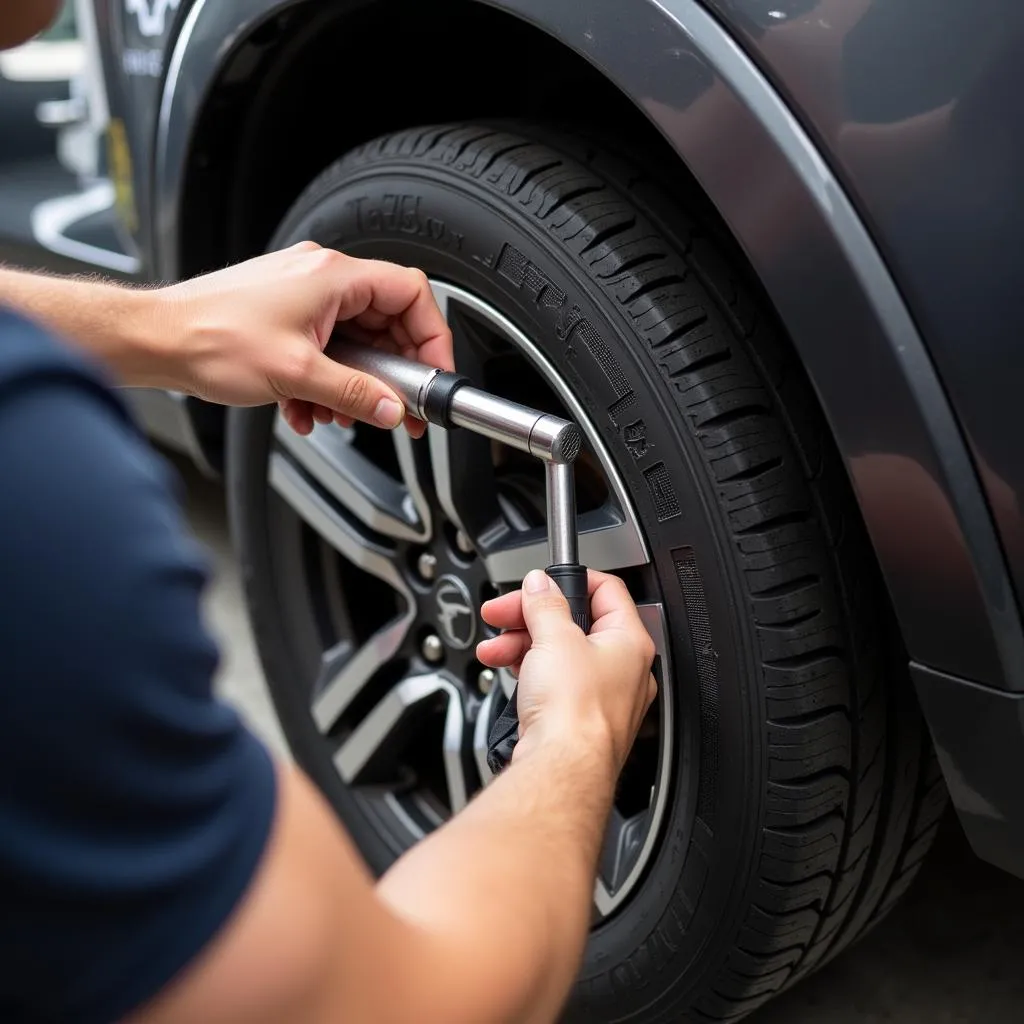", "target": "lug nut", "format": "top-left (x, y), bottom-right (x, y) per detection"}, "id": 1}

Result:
top-left (417, 551), bottom-right (438, 581)
top-left (455, 530), bottom-right (474, 555)
top-left (477, 668), bottom-right (495, 694)
top-left (421, 633), bottom-right (444, 663)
